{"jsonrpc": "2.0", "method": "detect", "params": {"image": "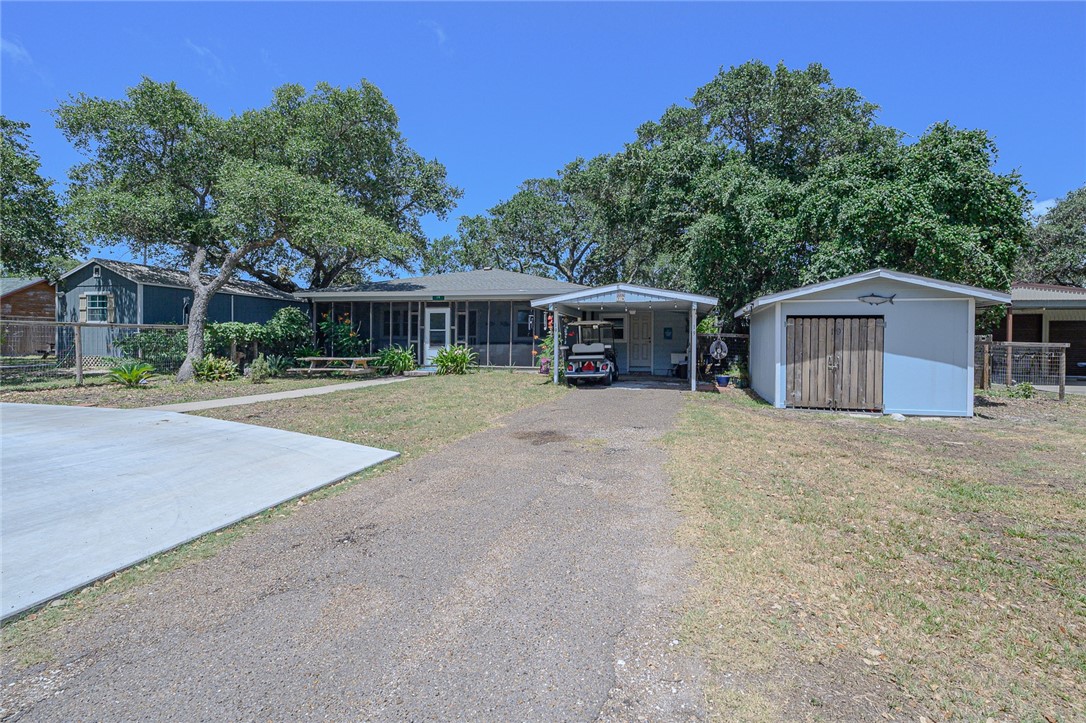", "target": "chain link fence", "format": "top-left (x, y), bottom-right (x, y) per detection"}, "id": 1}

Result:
top-left (1, 321), bottom-right (188, 386)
